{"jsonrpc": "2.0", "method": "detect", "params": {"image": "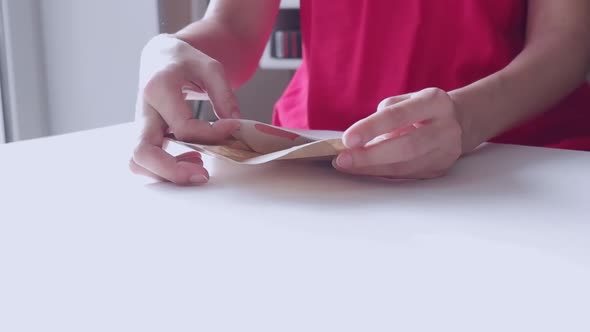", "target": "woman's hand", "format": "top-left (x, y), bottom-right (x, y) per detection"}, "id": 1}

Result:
top-left (334, 88), bottom-right (464, 179)
top-left (130, 34), bottom-right (241, 185)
